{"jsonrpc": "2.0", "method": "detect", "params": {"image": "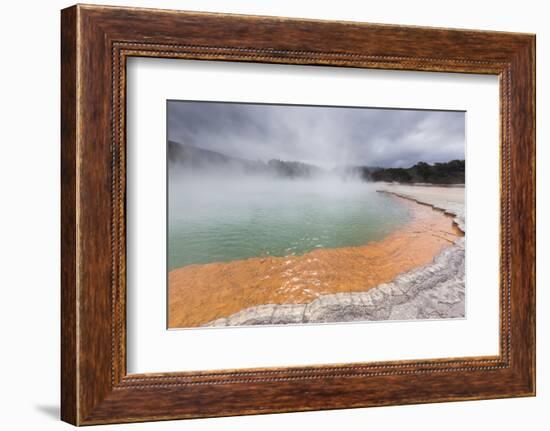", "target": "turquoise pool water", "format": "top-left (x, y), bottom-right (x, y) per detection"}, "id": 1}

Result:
top-left (168, 177), bottom-right (411, 271)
